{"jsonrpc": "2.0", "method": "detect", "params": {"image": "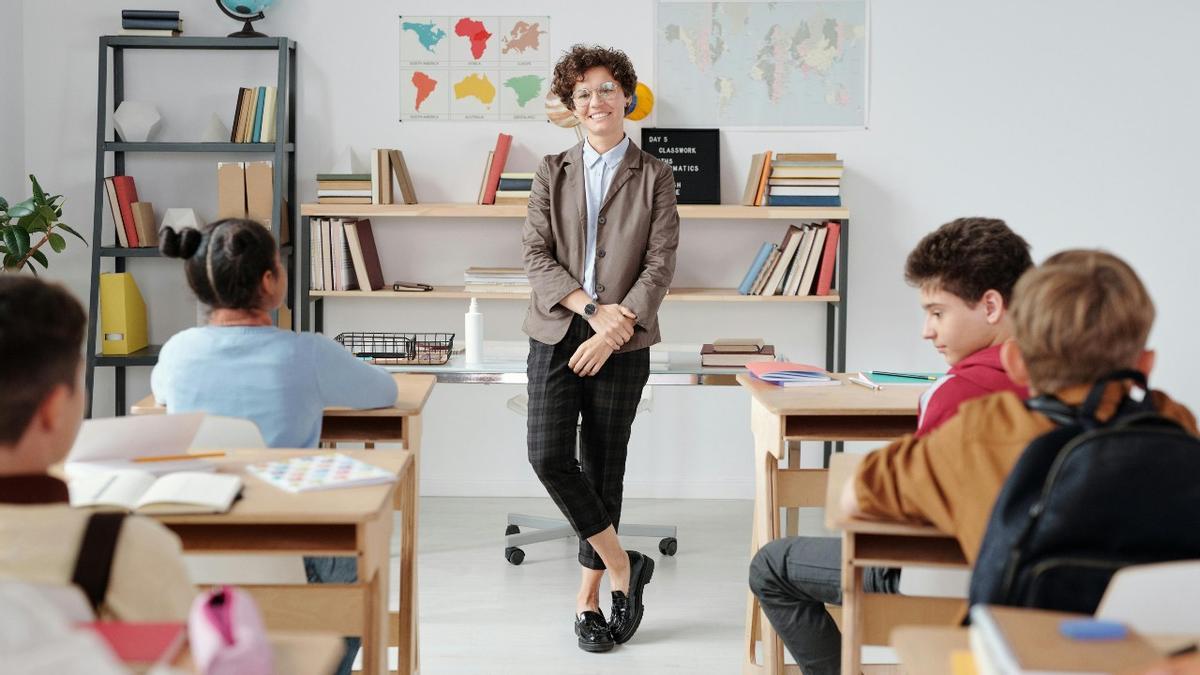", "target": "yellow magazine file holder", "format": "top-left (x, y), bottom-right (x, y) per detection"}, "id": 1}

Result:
top-left (99, 272), bottom-right (149, 355)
